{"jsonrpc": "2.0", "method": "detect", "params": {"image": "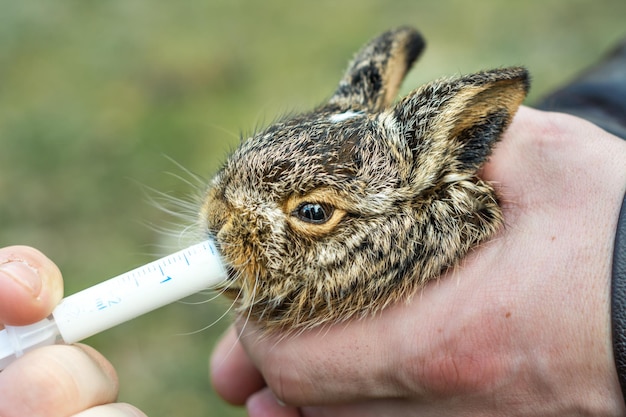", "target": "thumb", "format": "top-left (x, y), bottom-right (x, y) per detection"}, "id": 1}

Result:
top-left (0, 246), bottom-right (64, 326)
